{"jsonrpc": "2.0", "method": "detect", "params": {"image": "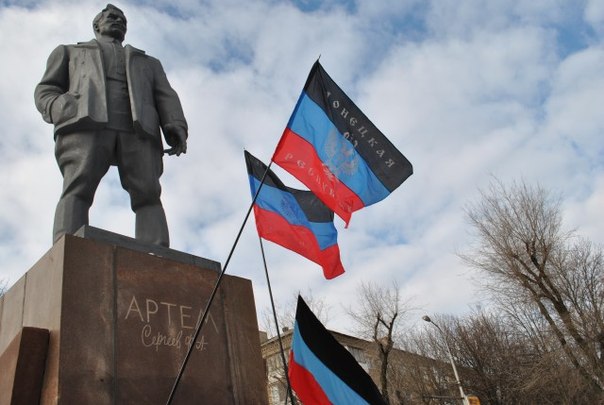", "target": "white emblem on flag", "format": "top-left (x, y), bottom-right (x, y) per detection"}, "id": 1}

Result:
top-left (323, 127), bottom-right (359, 178)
